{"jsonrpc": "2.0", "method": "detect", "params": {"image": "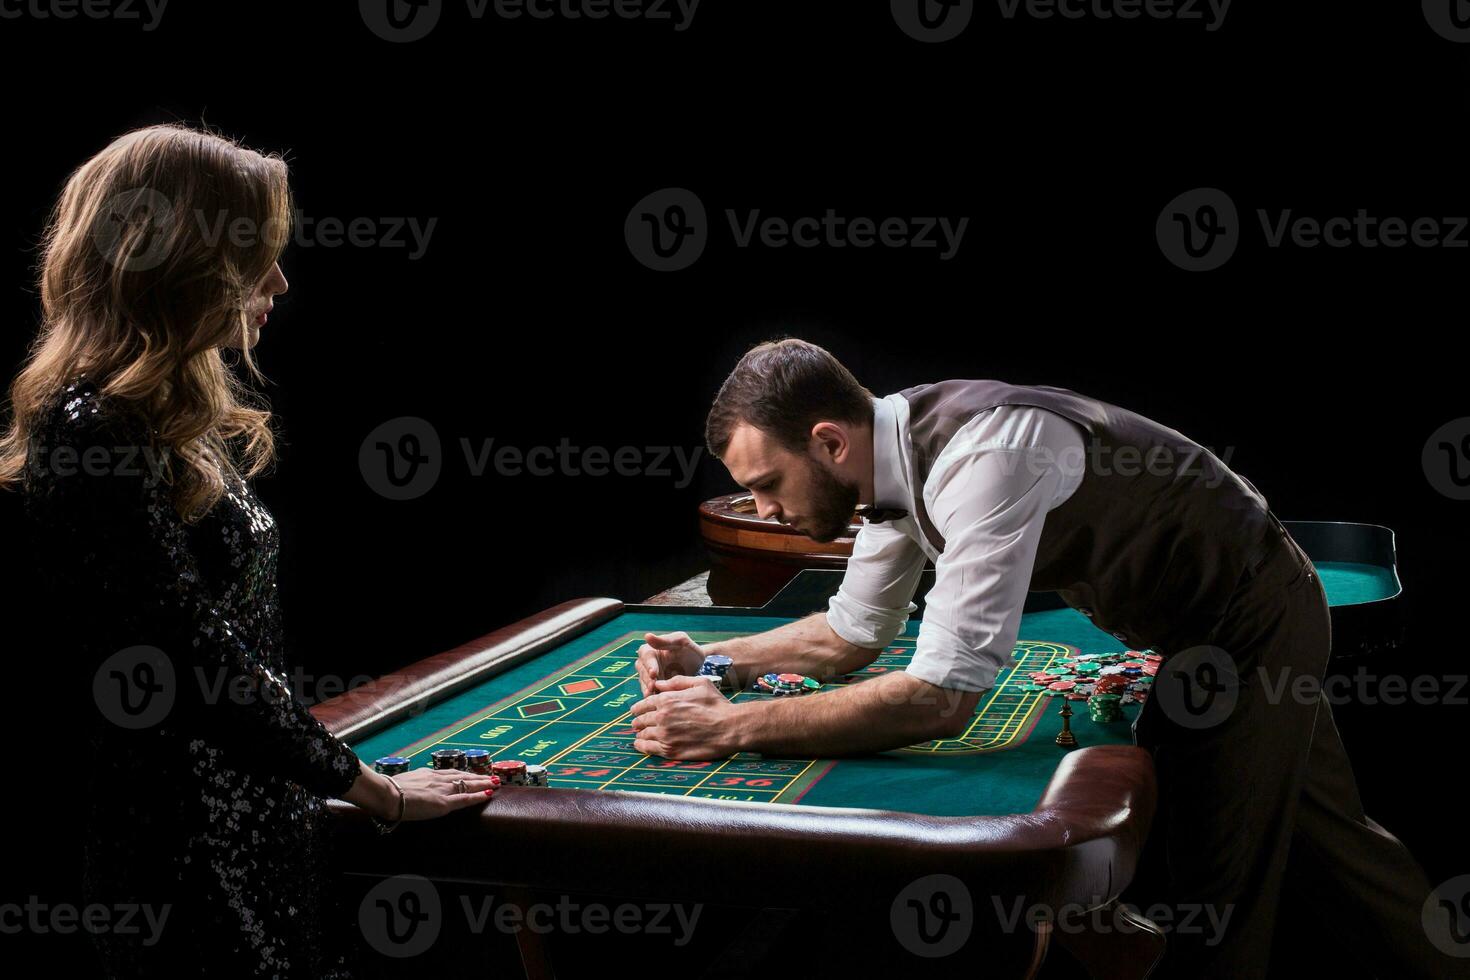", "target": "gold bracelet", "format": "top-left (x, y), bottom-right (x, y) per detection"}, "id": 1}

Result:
top-left (373, 776), bottom-right (406, 835)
